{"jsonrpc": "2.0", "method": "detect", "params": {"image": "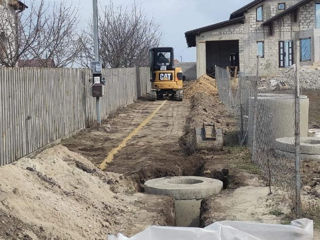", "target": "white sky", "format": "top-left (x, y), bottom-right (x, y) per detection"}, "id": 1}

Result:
top-left (27, 0), bottom-right (253, 62)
